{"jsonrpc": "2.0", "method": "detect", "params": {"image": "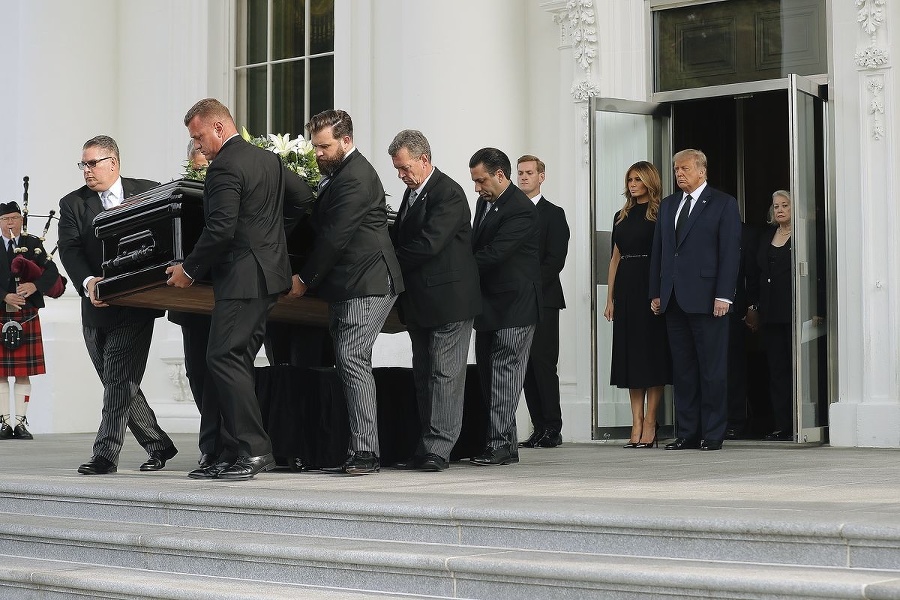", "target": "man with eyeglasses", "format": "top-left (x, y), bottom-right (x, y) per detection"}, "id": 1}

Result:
top-left (58, 135), bottom-right (178, 475)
